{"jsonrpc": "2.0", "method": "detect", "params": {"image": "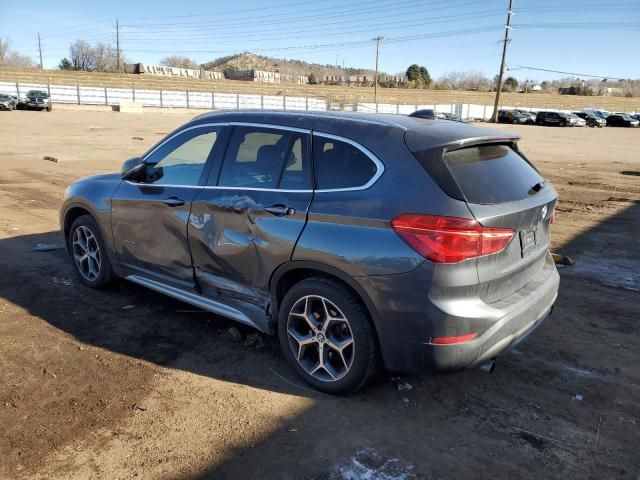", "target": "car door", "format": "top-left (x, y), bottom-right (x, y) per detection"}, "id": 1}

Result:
top-left (188, 124), bottom-right (313, 320)
top-left (111, 124), bottom-right (226, 289)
